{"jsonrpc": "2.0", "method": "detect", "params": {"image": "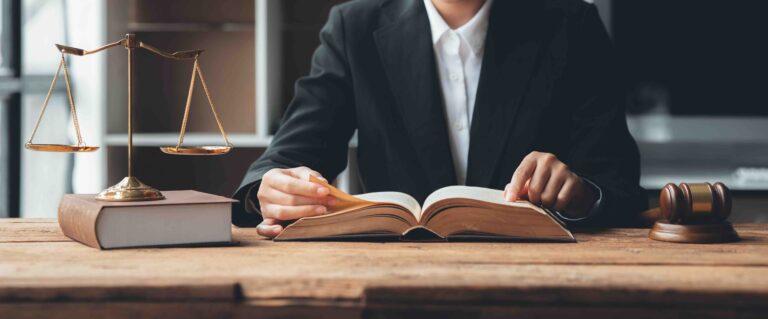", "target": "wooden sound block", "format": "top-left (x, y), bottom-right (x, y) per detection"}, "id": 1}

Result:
top-left (649, 221), bottom-right (740, 244)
